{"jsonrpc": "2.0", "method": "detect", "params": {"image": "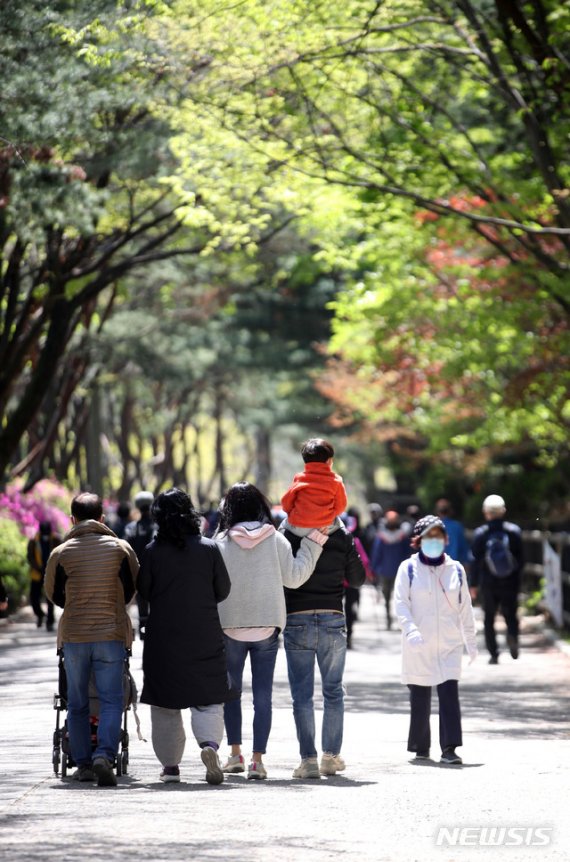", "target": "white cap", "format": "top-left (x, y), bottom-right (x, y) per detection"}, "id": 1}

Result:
top-left (134, 491), bottom-right (154, 508)
top-left (482, 494), bottom-right (506, 513)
